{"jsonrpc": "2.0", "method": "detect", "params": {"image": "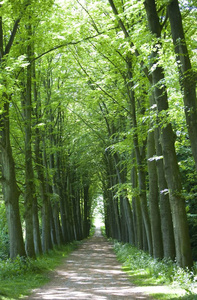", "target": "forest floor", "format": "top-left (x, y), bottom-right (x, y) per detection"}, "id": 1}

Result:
top-left (21, 228), bottom-right (181, 300)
